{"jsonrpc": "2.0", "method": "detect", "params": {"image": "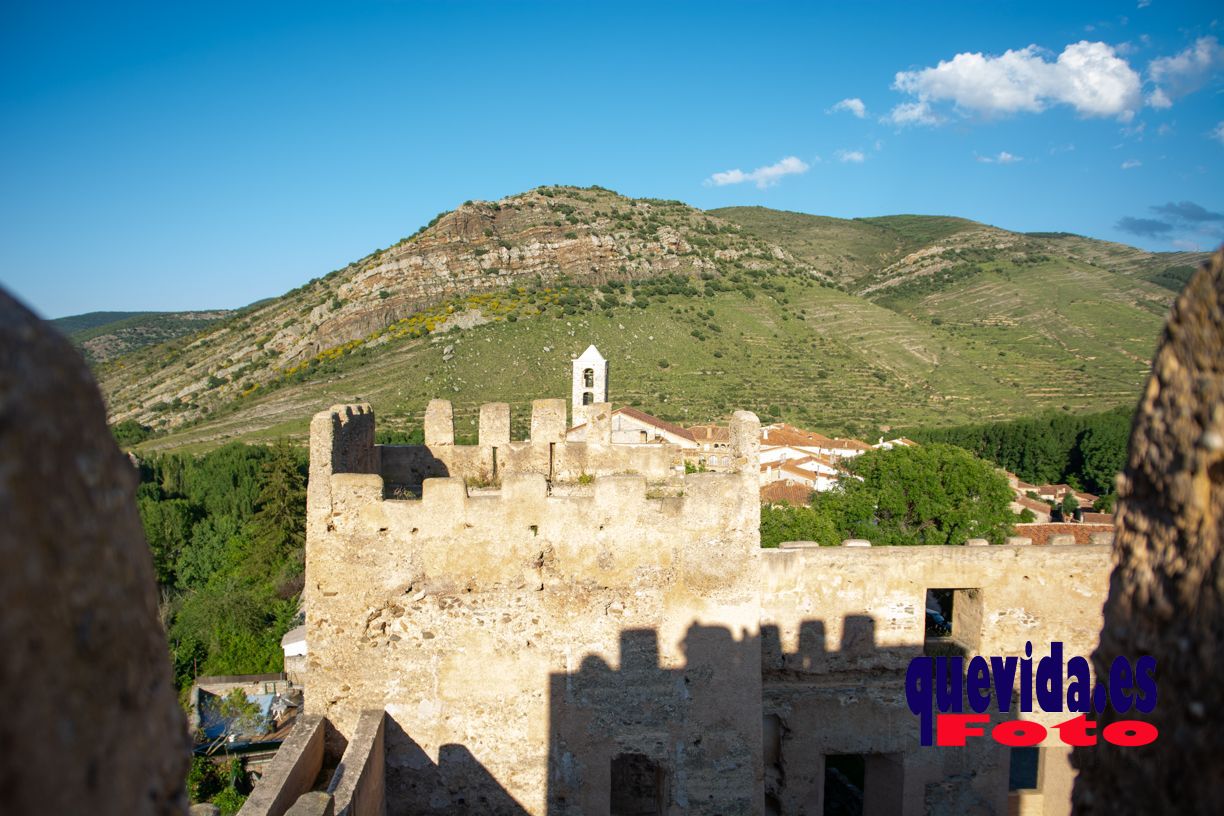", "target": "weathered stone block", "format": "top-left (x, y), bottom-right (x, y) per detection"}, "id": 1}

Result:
top-left (478, 402), bottom-right (510, 446)
top-left (530, 398), bottom-right (567, 443)
top-left (422, 476), bottom-right (467, 511)
top-left (586, 402), bottom-right (612, 446)
top-left (424, 399), bottom-right (454, 445)
top-left (284, 792), bottom-right (334, 816)
top-left (501, 472), bottom-right (548, 503)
